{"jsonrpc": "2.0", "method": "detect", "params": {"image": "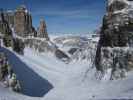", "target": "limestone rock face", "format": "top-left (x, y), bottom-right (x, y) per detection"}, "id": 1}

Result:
top-left (37, 19), bottom-right (49, 40)
top-left (0, 5), bottom-right (51, 55)
top-left (14, 5), bottom-right (35, 37)
top-left (107, 0), bottom-right (128, 13)
top-left (4, 11), bottom-right (14, 27)
top-left (95, 0), bottom-right (133, 79)
top-left (0, 5), bottom-right (37, 38)
top-left (12, 38), bottom-right (25, 55)
top-left (0, 10), bottom-right (13, 47)
top-left (99, 0), bottom-right (133, 47)
top-left (0, 10), bottom-right (12, 35)
top-left (97, 47), bottom-right (133, 80)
